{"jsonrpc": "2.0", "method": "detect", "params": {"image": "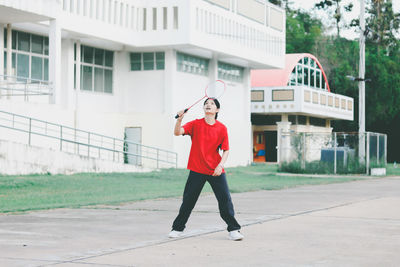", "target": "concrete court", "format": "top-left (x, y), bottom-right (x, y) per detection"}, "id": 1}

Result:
top-left (1, 176), bottom-right (399, 267)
